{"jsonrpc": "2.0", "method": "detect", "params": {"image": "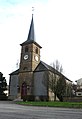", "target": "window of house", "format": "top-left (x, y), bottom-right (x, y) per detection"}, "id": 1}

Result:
top-left (25, 46), bottom-right (28, 52)
top-left (78, 93), bottom-right (81, 96)
top-left (35, 47), bottom-right (38, 54)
